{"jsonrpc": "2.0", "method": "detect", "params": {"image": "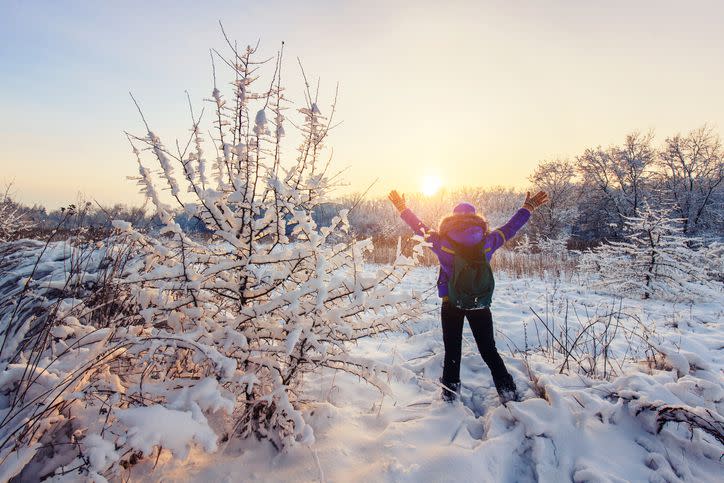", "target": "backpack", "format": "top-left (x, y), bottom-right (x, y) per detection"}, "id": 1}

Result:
top-left (444, 238), bottom-right (495, 310)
